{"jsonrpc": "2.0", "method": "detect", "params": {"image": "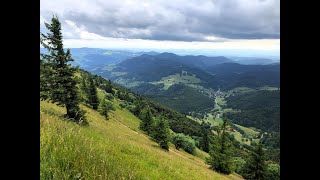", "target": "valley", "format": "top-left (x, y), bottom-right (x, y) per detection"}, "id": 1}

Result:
top-left (42, 47), bottom-right (280, 154)
top-left (43, 48), bottom-right (279, 152)
top-left (187, 88), bottom-right (264, 148)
